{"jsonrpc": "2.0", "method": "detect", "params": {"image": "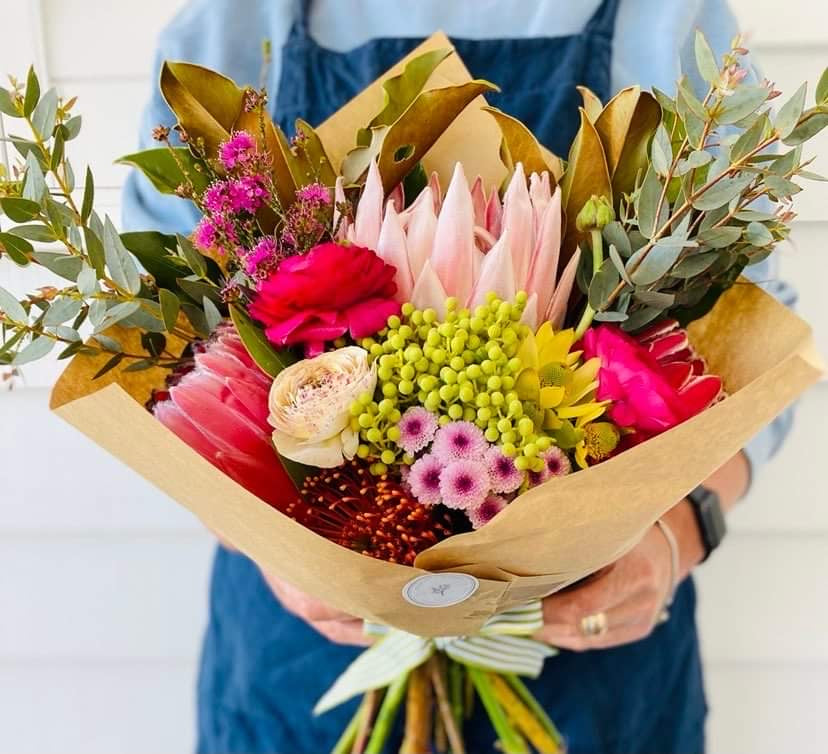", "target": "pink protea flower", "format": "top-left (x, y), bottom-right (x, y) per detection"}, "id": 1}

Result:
top-left (485, 446), bottom-right (524, 494)
top-left (582, 321), bottom-right (723, 443)
top-left (341, 160), bottom-right (579, 328)
top-left (431, 421), bottom-right (487, 463)
top-left (408, 453), bottom-right (444, 506)
top-left (439, 459), bottom-right (489, 510)
top-left (397, 407), bottom-right (439, 455)
top-left (467, 494), bottom-right (508, 529)
top-left (152, 325), bottom-right (296, 511)
top-left (249, 242), bottom-right (400, 355)
top-left (219, 131), bottom-right (256, 170)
